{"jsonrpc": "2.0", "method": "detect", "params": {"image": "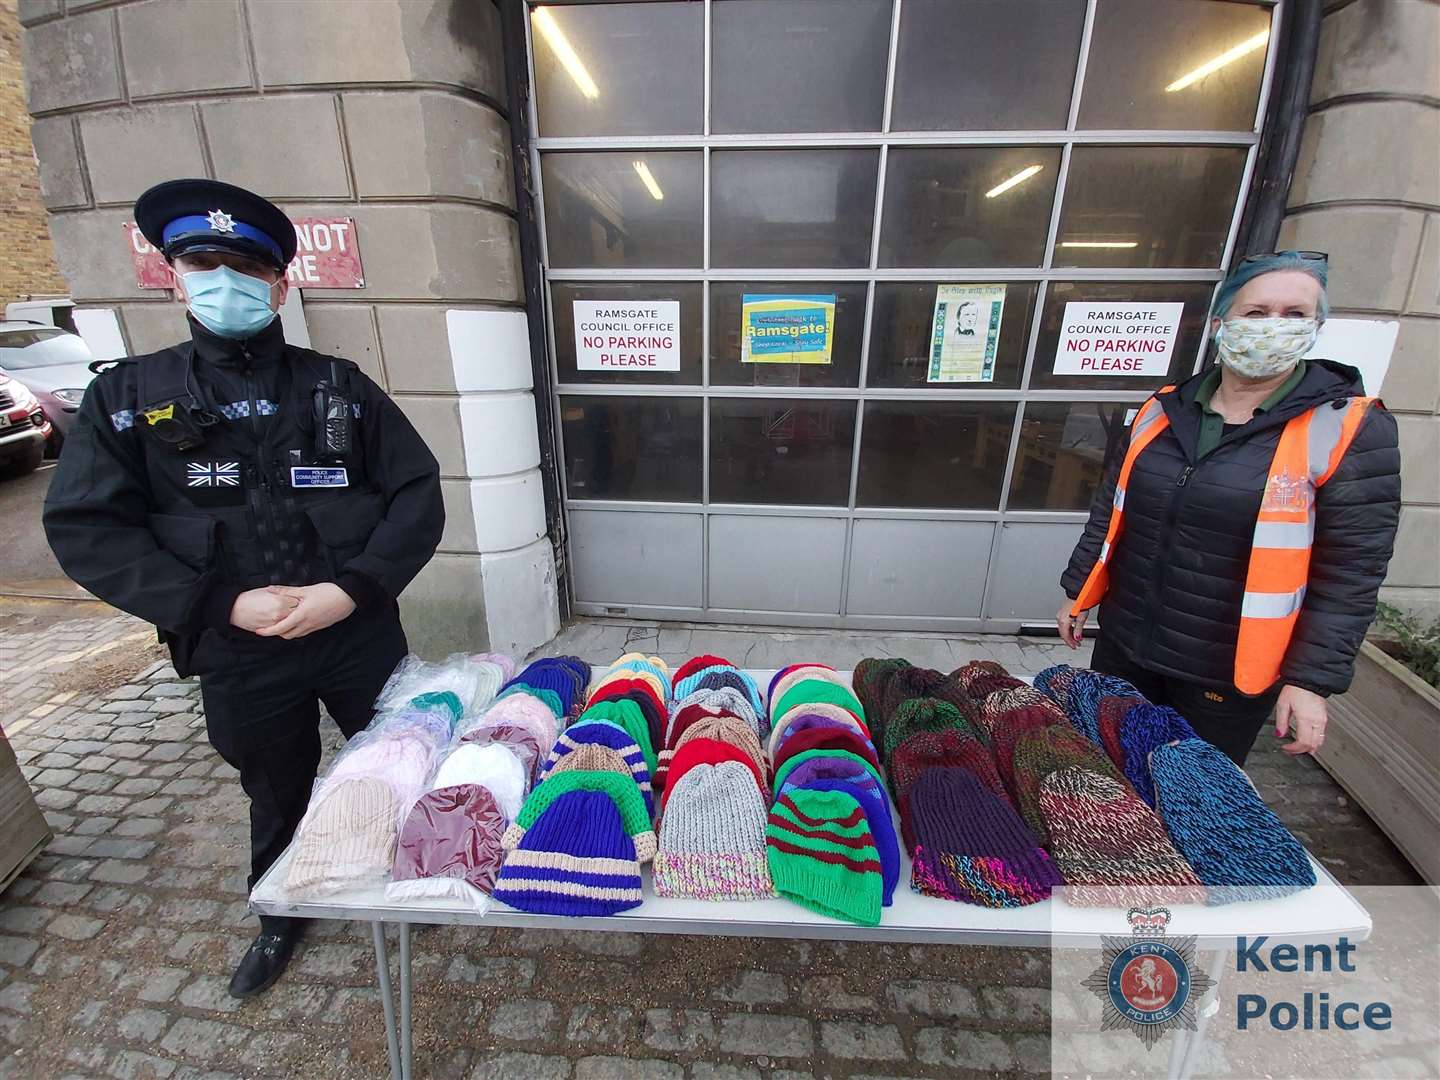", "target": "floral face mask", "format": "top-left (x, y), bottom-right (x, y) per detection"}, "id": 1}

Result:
top-left (1214, 316), bottom-right (1319, 379)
